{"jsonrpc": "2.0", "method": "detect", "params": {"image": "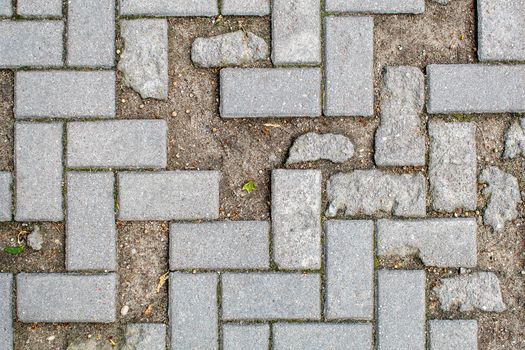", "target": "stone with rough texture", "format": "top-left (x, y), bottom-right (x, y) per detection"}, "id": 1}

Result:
top-left (286, 132), bottom-right (354, 164)
top-left (429, 320), bottom-right (478, 350)
top-left (0, 274), bottom-right (12, 350)
top-left (221, 0), bottom-right (270, 16)
top-left (0, 0), bottom-right (11, 16)
top-left (121, 324), bottom-right (166, 350)
top-left (120, 0), bottom-right (218, 16)
top-left (273, 324), bottom-right (373, 349)
top-left (223, 324), bottom-right (269, 350)
top-left (326, 0), bottom-right (424, 13)
top-left (432, 0), bottom-right (449, 4)
top-left (119, 19), bottom-right (168, 100)
top-left (27, 225), bottom-right (43, 251)
top-left (0, 172), bottom-right (11, 221)
top-left (192, 31), bottom-right (268, 68)
top-left (67, 339), bottom-right (112, 350)
top-left (326, 170), bottom-right (426, 217)
top-left (504, 118), bottom-right (525, 158)
top-left (17, 0), bottom-right (62, 16)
